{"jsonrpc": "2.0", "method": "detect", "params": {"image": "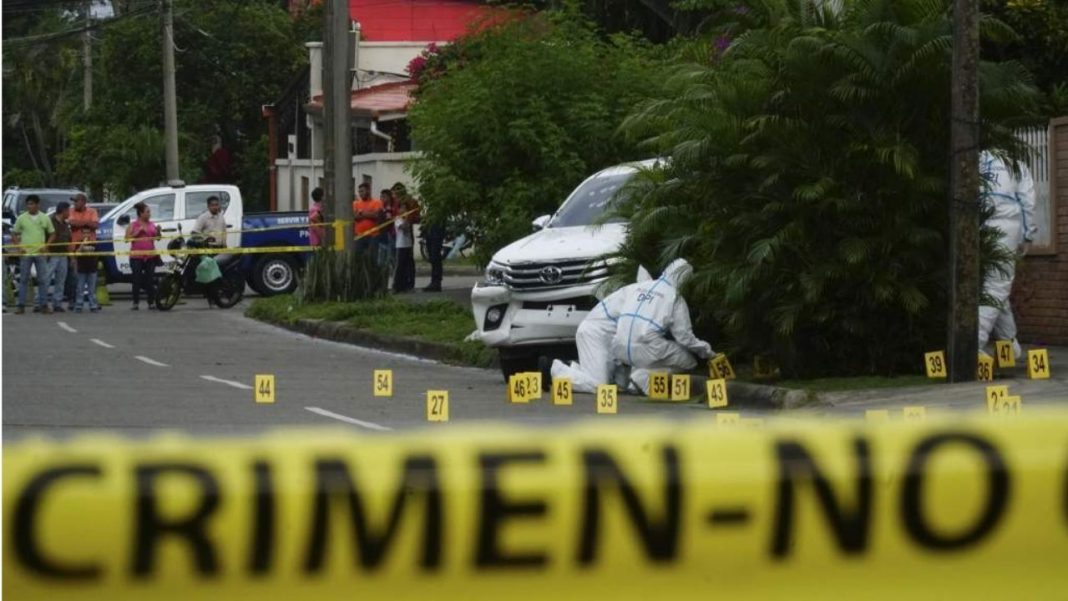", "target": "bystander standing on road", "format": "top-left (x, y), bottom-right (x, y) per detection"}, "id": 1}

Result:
top-left (392, 195), bottom-right (417, 293)
top-left (420, 204), bottom-right (446, 292)
top-left (127, 202), bottom-right (159, 310)
top-left (380, 188), bottom-right (397, 264)
top-left (11, 195), bottom-right (55, 314)
top-left (308, 187), bottom-right (326, 248)
top-left (352, 183), bottom-right (384, 255)
top-left (67, 193), bottom-right (99, 309)
top-left (46, 202), bottom-right (73, 313)
top-left (72, 239), bottom-right (101, 313)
